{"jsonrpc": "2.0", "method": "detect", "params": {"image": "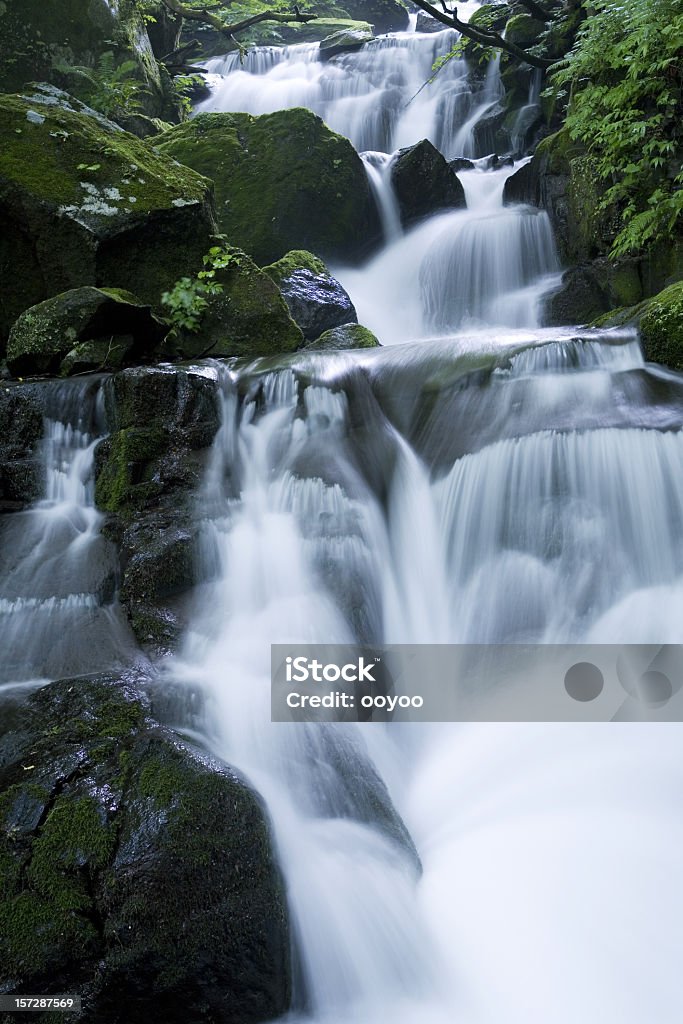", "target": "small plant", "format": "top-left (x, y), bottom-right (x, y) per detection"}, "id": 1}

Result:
top-left (161, 245), bottom-right (239, 332)
top-left (53, 51), bottom-right (150, 118)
